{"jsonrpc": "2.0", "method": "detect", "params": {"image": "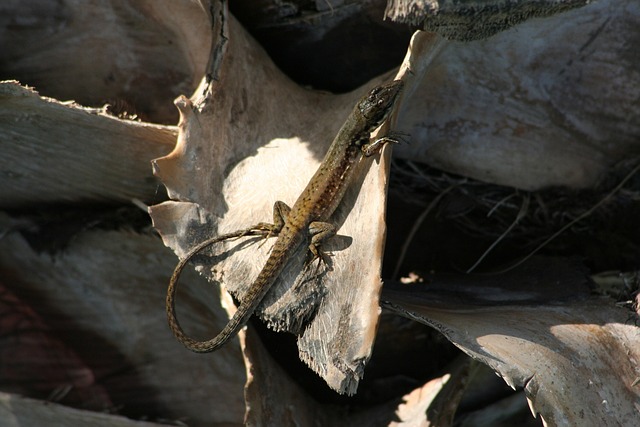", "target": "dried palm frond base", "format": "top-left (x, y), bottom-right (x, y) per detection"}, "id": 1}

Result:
top-left (377, 160), bottom-right (640, 426)
top-left (1, 0), bottom-right (639, 426)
